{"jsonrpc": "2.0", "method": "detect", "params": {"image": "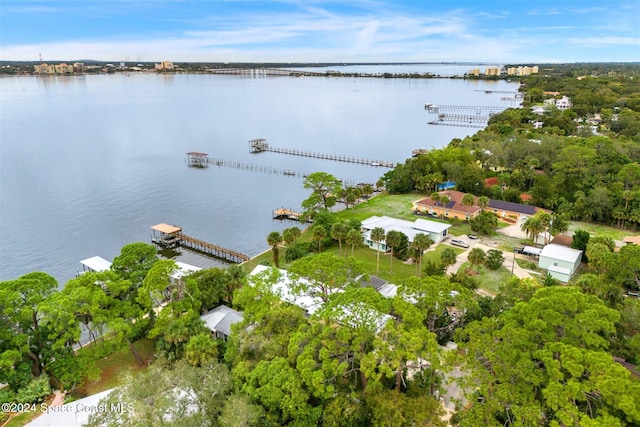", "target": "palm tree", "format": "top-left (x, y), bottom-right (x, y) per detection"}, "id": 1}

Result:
top-left (267, 231), bottom-right (282, 267)
top-left (477, 196), bottom-right (489, 209)
top-left (461, 193), bottom-right (476, 207)
top-left (282, 227), bottom-right (301, 246)
top-left (521, 216), bottom-right (543, 242)
top-left (312, 225), bottom-right (328, 253)
top-left (331, 222), bottom-right (350, 256)
top-left (346, 228), bottom-right (362, 257)
top-left (468, 247), bottom-right (486, 272)
top-left (440, 247), bottom-right (457, 271)
top-left (370, 227), bottom-right (386, 275)
top-left (534, 212), bottom-right (552, 244)
top-left (385, 230), bottom-right (404, 273)
top-left (411, 233), bottom-right (433, 277)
